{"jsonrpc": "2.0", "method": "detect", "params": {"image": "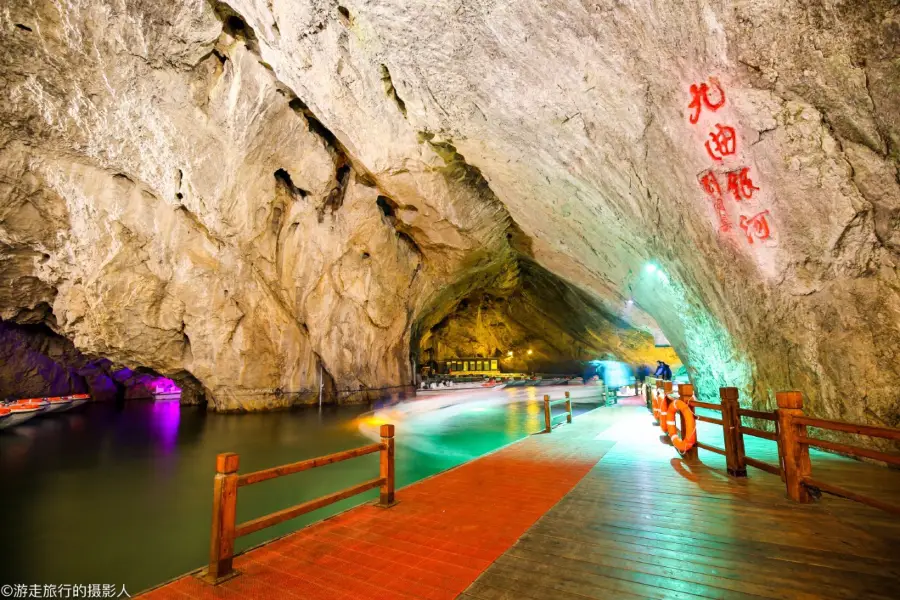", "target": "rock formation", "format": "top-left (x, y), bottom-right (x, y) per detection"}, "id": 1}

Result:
top-left (0, 1), bottom-right (897, 435)
top-left (420, 258), bottom-right (679, 375)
